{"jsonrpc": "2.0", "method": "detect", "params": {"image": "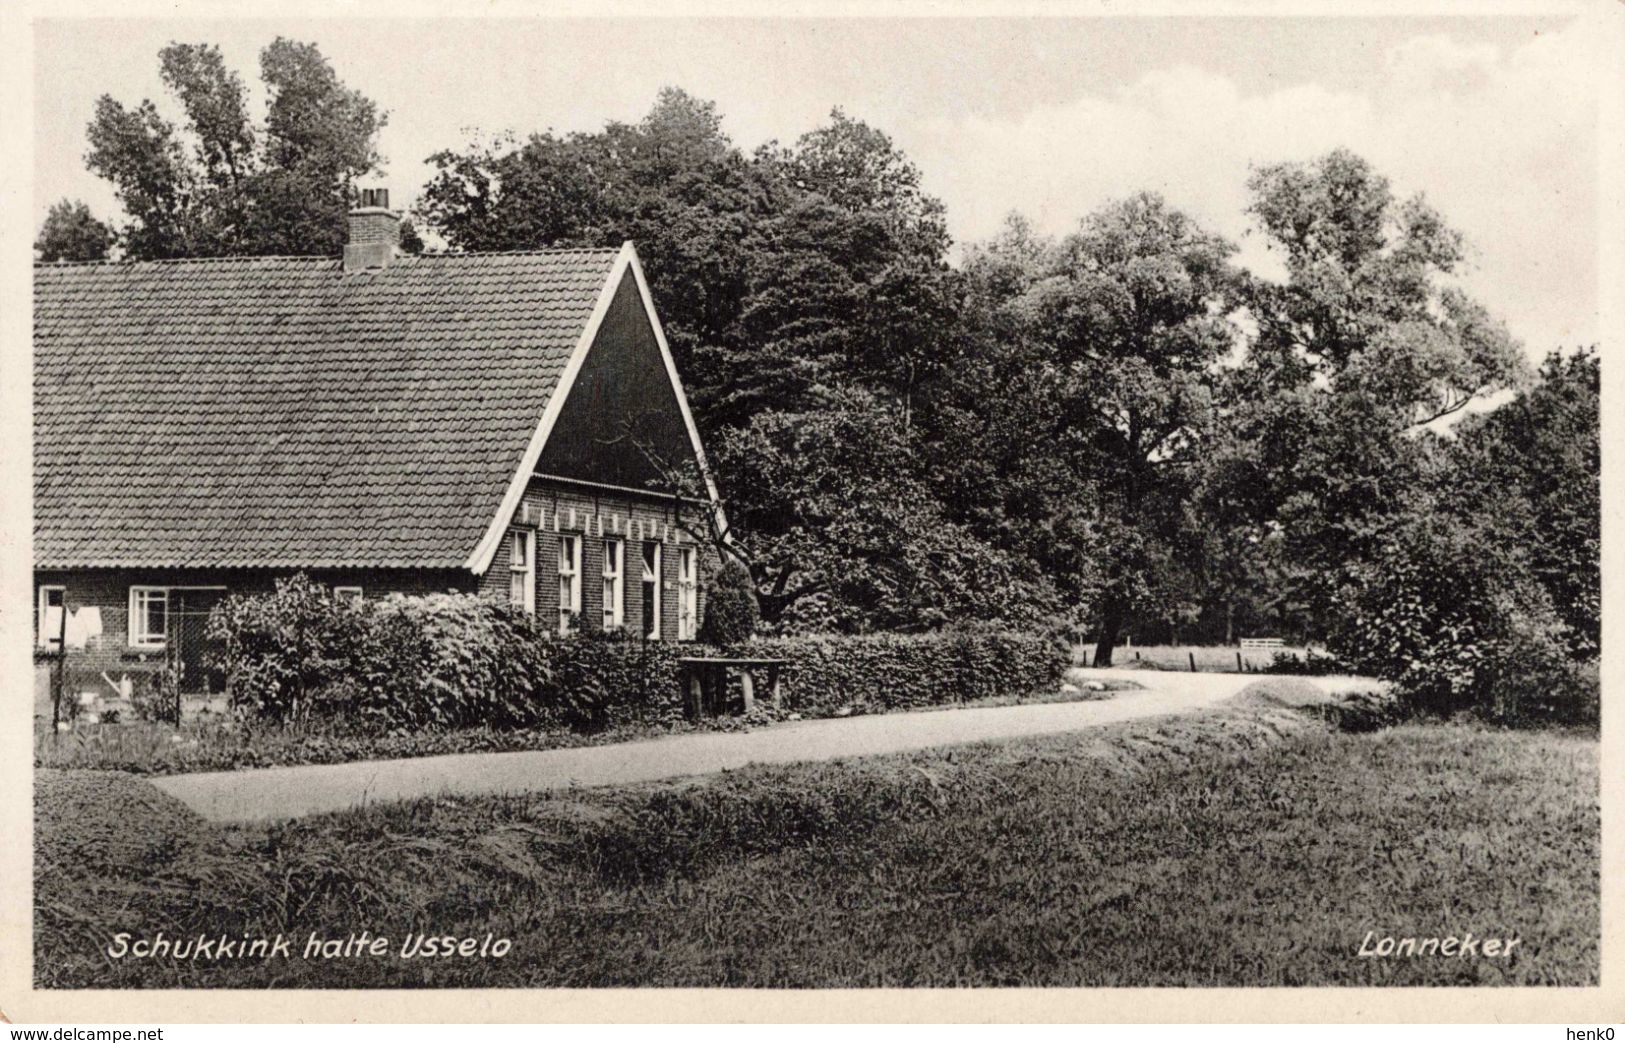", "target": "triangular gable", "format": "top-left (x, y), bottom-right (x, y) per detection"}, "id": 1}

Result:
top-left (535, 268), bottom-right (700, 488)
top-left (464, 242), bottom-right (723, 573)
